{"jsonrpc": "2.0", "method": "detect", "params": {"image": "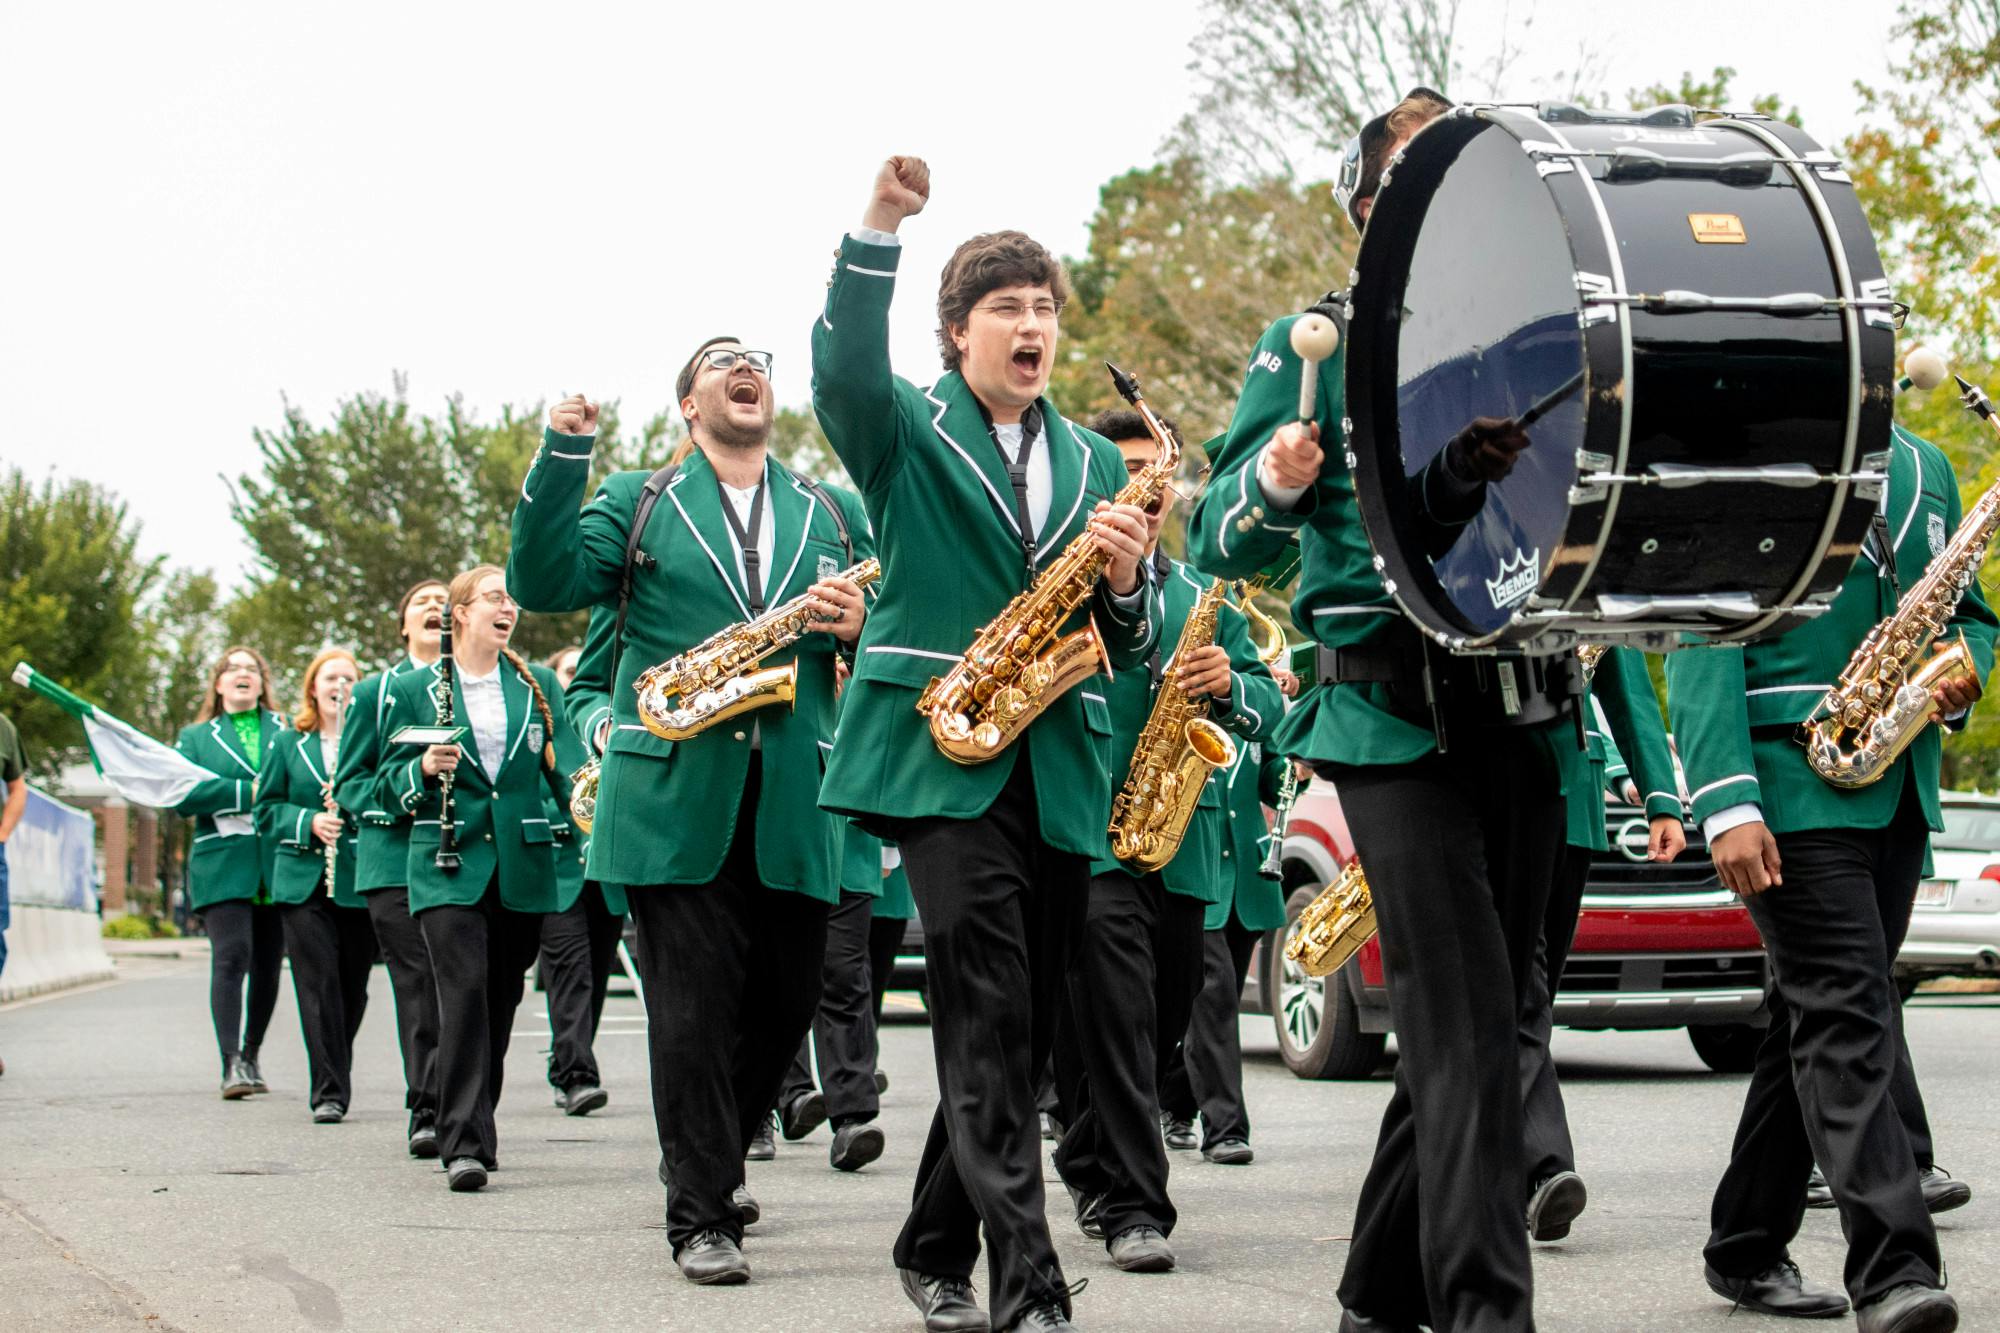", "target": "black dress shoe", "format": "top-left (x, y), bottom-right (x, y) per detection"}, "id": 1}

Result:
top-left (1108, 1224), bottom-right (1175, 1272)
top-left (875, 1068), bottom-right (890, 1094)
top-left (1526, 1170), bottom-right (1587, 1242)
top-left (1338, 1312), bottom-right (1421, 1333)
top-left (733, 1183), bottom-right (760, 1227)
top-left (1000, 1305), bottom-right (1074, 1333)
top-left (240, 1054), bottom-right (269, 1094)
top-left (1704, 1261), bottom-right (1849, 1318)
top-left (1919, 1166), bottom-right (1971, 1215)
top-left (1856, 1283), bottom-right (1958, 1333)
top-left (780, 1089), bottom-right (827, 1141)
top-left (408, 1125), bottom-right (440, 1159)
top-left (221, 1056), bottom-right (256, 1100)
top-left (677, 1230), bottom-right (750, 1285)
top-left (311, 1103), bottom-right (345, 1124)
top-left (1203, 1138), bottom-right (1254, 1165)
top-left (1160, 1112), bottom-right (1198, 1151)
top-left (445, 1157), bottom-right (488, 1192)
top-left (830, 1122), bottom-right (885, 1172)
top-left (897, 1268), bottom-right (990, 1332)
top-left (563, 1085), bottom-right (608, 1117)
top-left (1039, 1111), bottom-right (1063, 1142)
top-left (746, 1113), bottom-right (776, 1161)
top-left (1804, 1164), bottom-right (1834, 1208)
top-left (1064, 1184), bottom-right (1105, 1240)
